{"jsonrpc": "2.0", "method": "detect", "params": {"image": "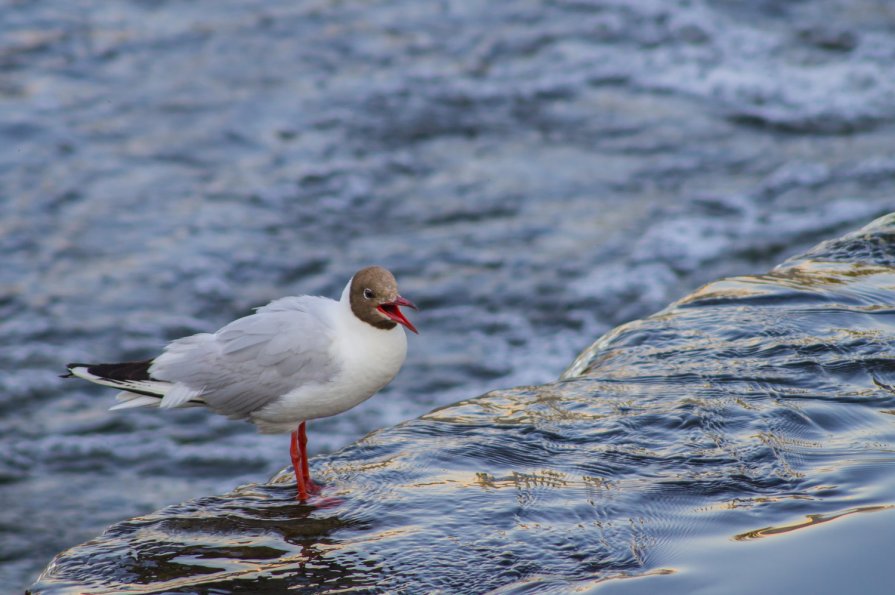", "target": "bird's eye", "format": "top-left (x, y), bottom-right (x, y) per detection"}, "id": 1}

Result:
top-left (363, 288), bottom-right (374, 299)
